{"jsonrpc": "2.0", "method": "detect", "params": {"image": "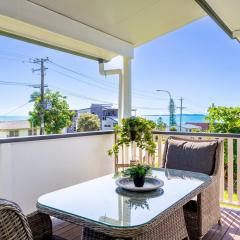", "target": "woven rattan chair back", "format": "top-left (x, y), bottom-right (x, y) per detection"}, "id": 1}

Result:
top-left (162, 136), bottom-right (223, 178)
top-left (0, 199), bottom-right (33, 240)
